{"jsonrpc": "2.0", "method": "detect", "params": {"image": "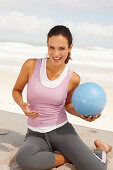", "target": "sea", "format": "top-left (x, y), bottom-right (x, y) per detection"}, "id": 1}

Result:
top-left (0, 42), bottom-right (113, 86)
